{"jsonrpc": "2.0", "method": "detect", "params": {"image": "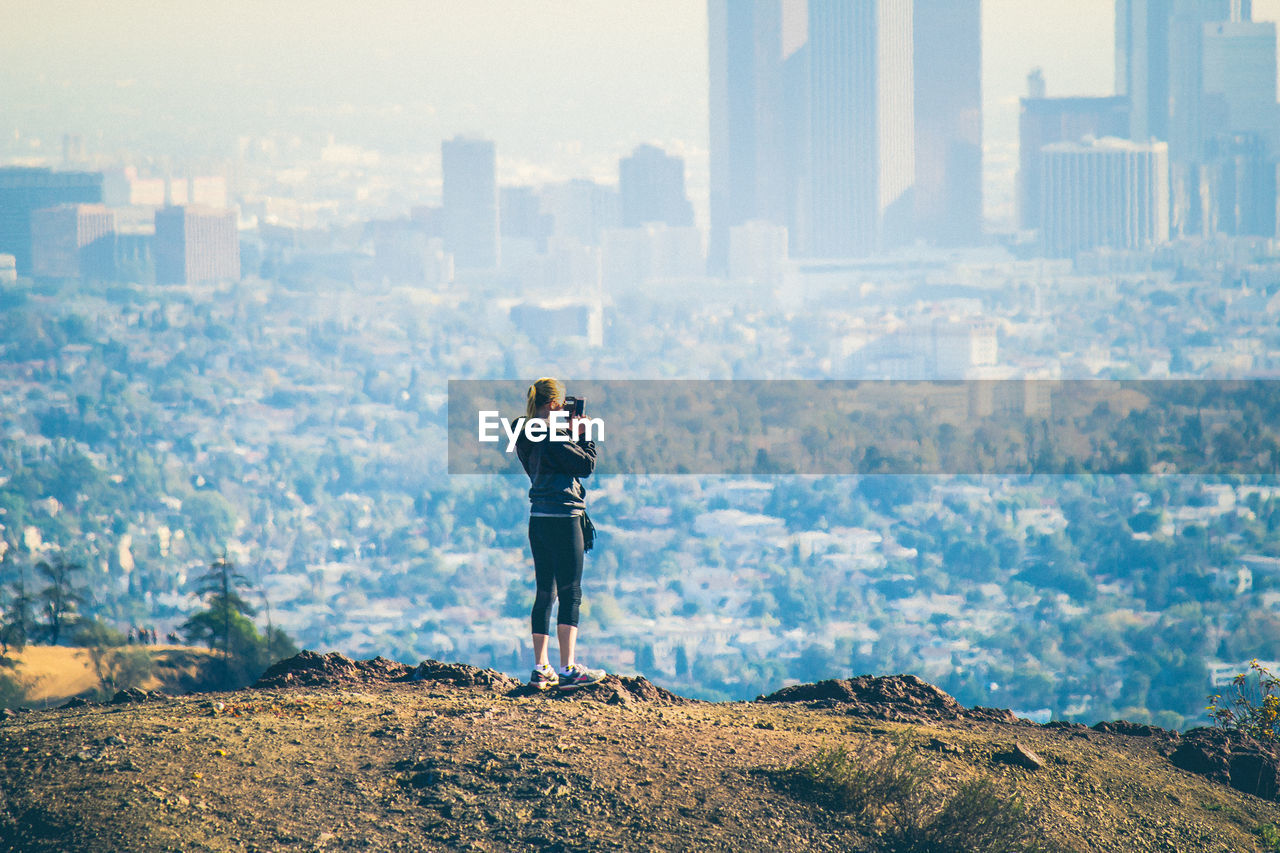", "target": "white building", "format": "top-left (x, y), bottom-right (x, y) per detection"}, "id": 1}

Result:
top-left (1040, 136), bottom-right (1170, 257)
